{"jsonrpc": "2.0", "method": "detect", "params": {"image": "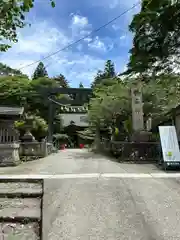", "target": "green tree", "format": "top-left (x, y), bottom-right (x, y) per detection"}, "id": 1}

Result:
top-left (91, 70), bottom-right (105, 89)
top-left (126, 0), bottom-right (180, 75)
top-left (0, 75), bottom-right (30, 107)
top-left (0, 62), bottom-right (27, 77)
top-left (104, 60), bottom-right (115, 78)
top-left (53, 74), bottom-right (69, 88)
top-left (32, 62), bottom-right (48, 80)
top-left (0, 0), bottom-right (55, 52)
top-left (91, 60), bottom-right (116, 89)
top-left (79, 82), bottom-right (84, 88)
